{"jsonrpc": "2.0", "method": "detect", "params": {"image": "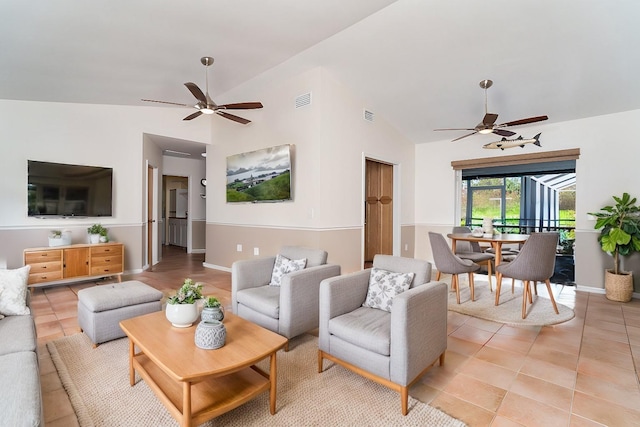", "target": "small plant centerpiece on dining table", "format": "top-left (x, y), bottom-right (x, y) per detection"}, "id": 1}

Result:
top-left (165, 278), bottom-right (204, 327)
top-left (201, 296), bottom-right (225, 322)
